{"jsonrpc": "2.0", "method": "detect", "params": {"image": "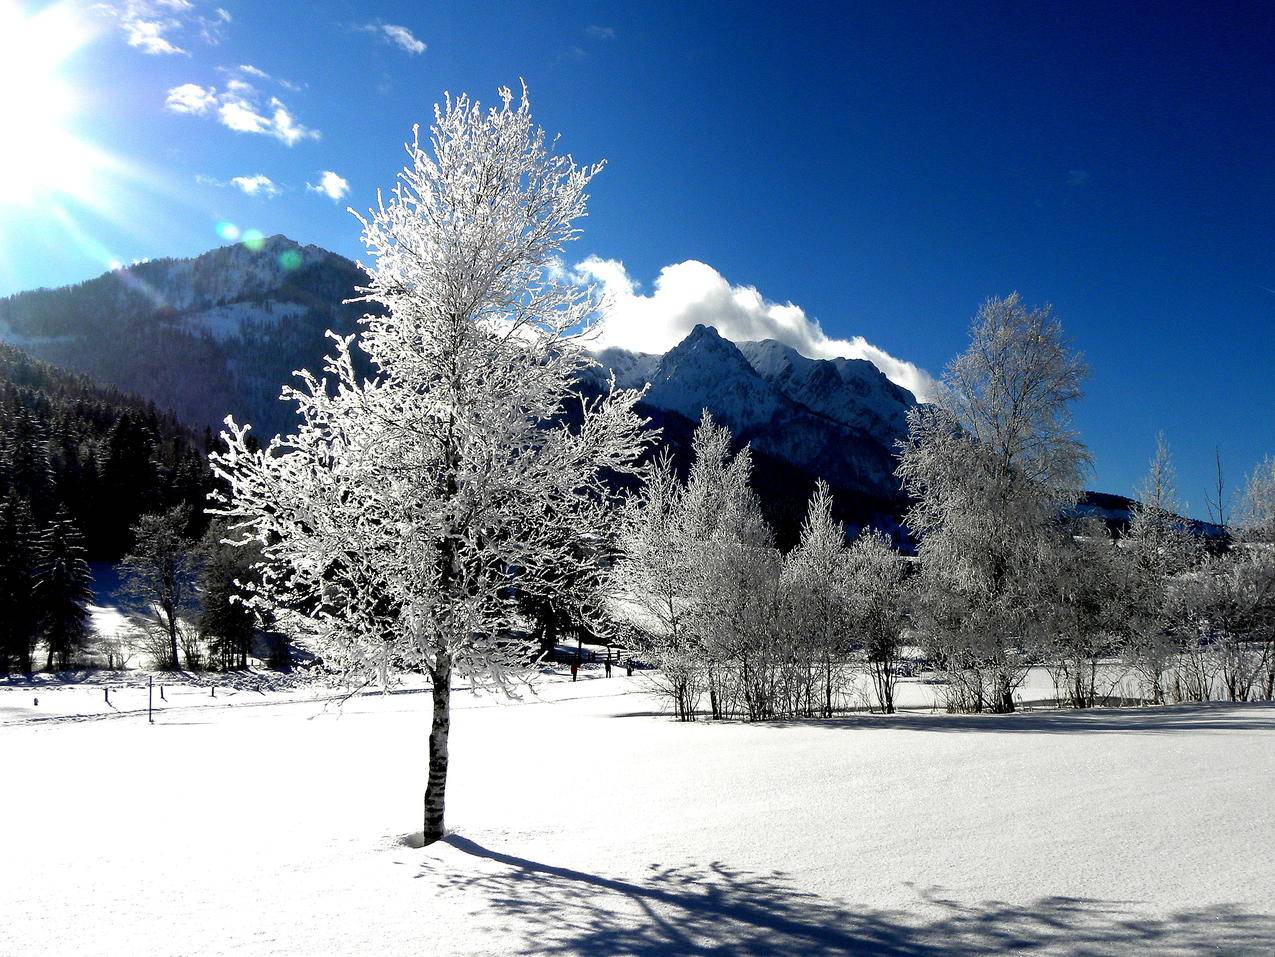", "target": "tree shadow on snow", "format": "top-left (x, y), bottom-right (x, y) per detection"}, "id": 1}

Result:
top-left (424, 835), bottom-right (1273, 956)
top-left (761, 700), bottom-right (1275, 737)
